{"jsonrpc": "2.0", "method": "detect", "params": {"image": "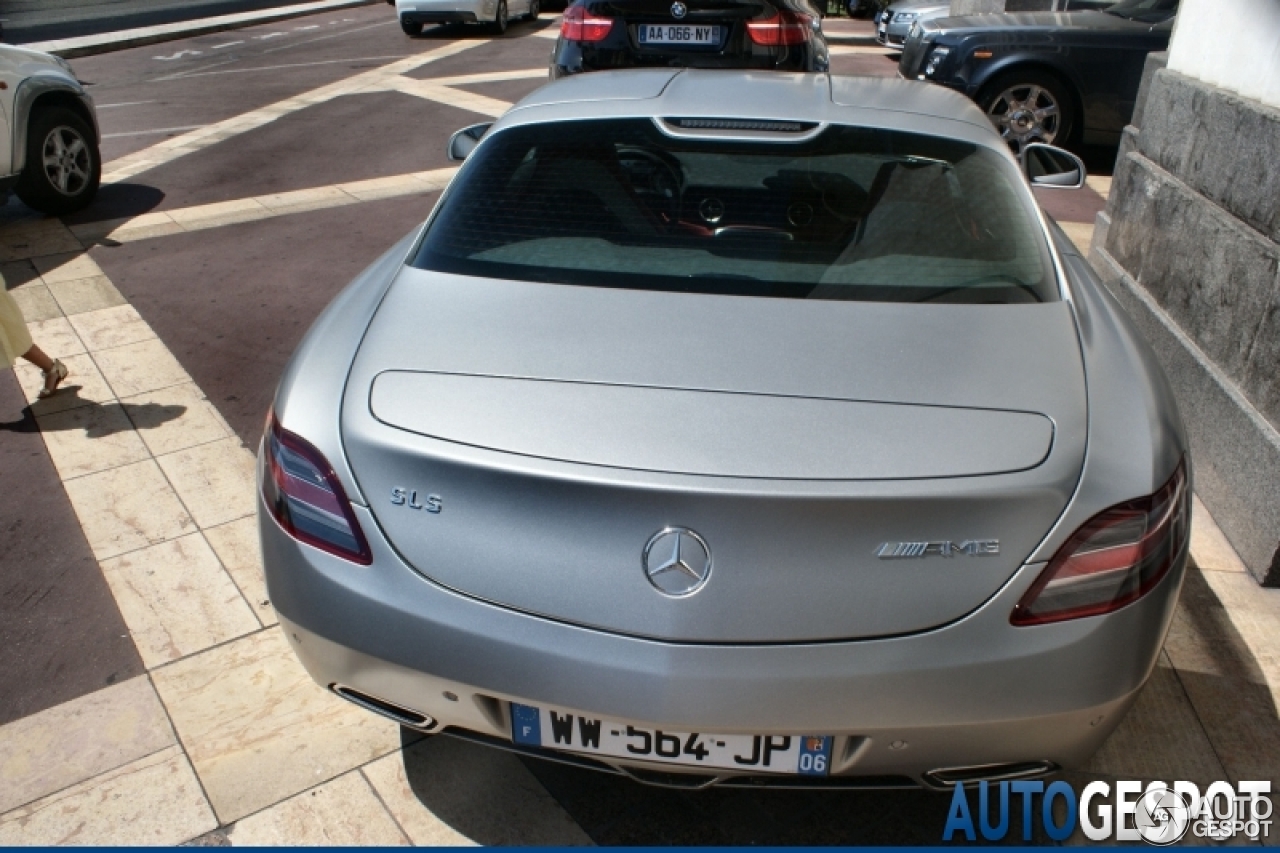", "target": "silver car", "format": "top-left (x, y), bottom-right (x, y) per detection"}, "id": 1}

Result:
top-left (877, 0), bottom-right (1116, 50)
top-left (260, 69), bottom-right (1190, 790)
top-left (877, 0), bottom-right (948, 50)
